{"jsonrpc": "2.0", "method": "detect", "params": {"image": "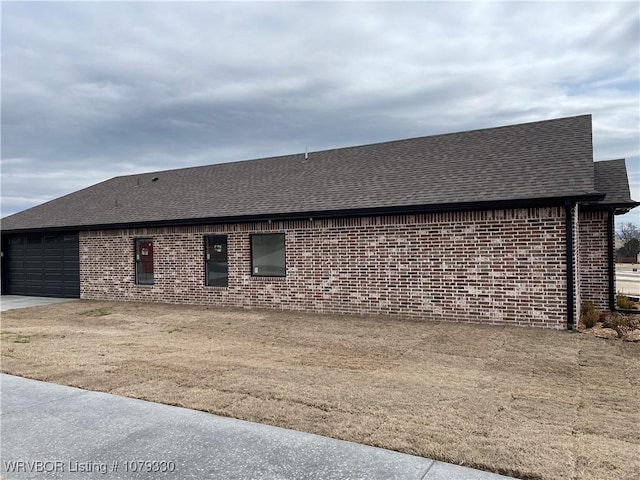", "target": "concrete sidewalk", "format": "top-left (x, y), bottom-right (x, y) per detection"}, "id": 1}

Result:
top-left (0, 374), bottom-right (517, 479)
